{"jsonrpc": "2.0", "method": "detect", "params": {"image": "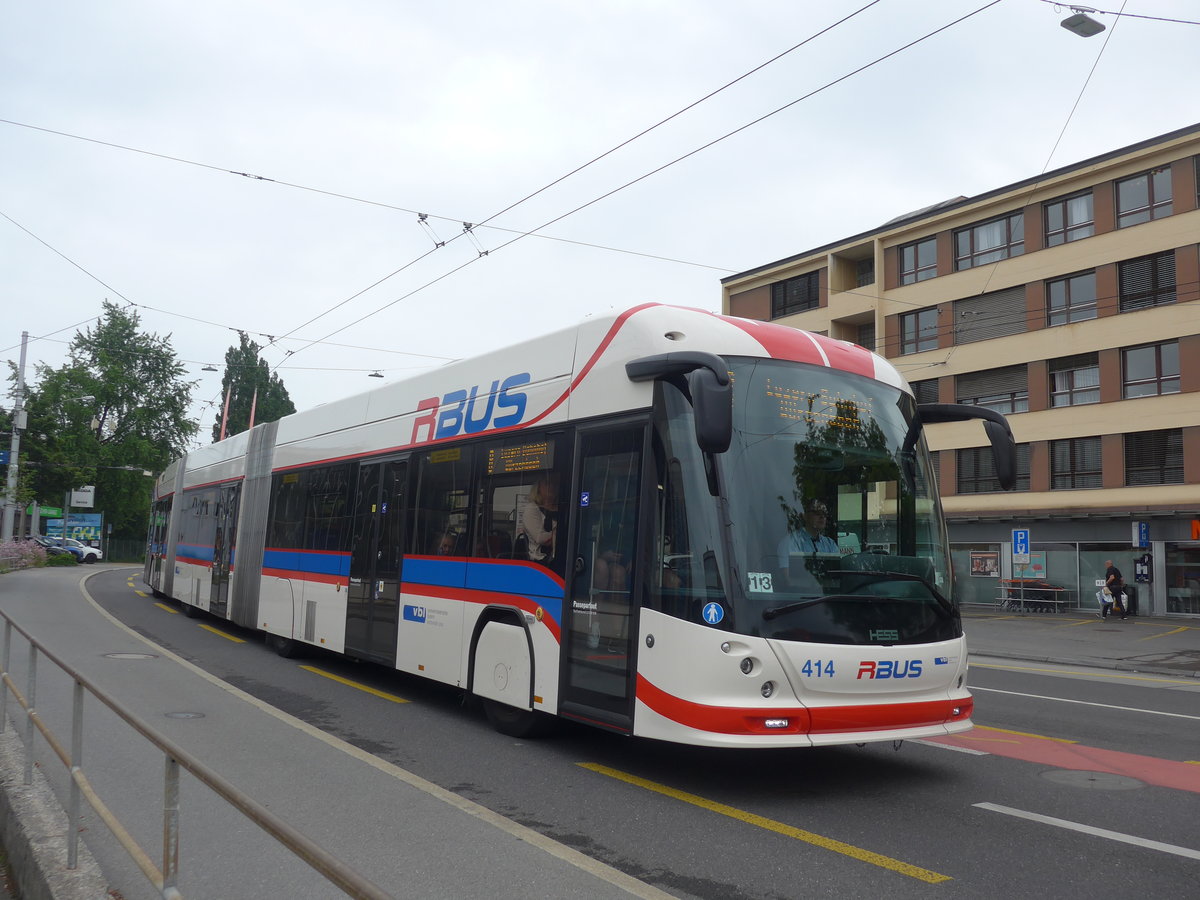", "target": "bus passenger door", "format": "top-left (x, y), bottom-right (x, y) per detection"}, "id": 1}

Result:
top-left (560, 425), bottom-right (644, 731)
top-left (346, 459), bottom-right (406, 665)
top-left (209, 483), bottom-right (240, 618)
